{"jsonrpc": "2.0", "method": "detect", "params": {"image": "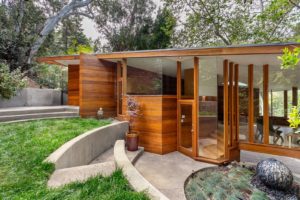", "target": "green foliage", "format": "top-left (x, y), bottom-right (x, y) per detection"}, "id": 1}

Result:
top-left (93, 1), bottom-right (176, 51)
top-left (0, 118), bottom-right (149, 200)
top-left (0, 2), bottom-right (93, 71)
top-left (278, 47), bottom-right (300, 69)
top-left (29, 64), bottom-right (67, 90)
top-left (165, 0), bottom-right (300, 47)
top-left (0, 62), bottom-right (26, 99)
top-left (66, 39), bottom-right (93, 55)
top-left (250, 189), bottom-right (269, 200)
top-left (288, 105), bottom-right (300, 129)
